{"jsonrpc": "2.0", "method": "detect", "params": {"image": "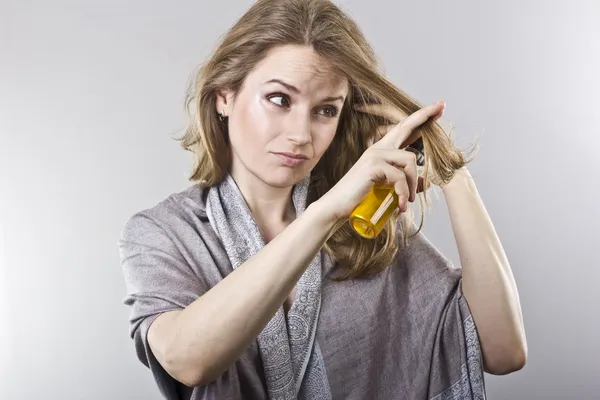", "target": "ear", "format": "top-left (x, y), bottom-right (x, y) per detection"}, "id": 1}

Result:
top-left (215, 89), bottom-right (235, 116)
